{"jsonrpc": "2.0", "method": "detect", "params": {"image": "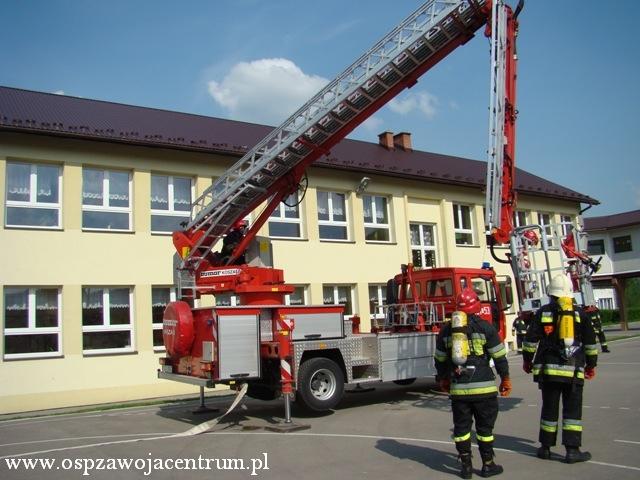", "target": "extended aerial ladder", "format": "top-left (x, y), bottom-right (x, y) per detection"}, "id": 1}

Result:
top-left (172, 0), bottom-right (503, 302)
top-left (482, 1), bottom-right (599, 317)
